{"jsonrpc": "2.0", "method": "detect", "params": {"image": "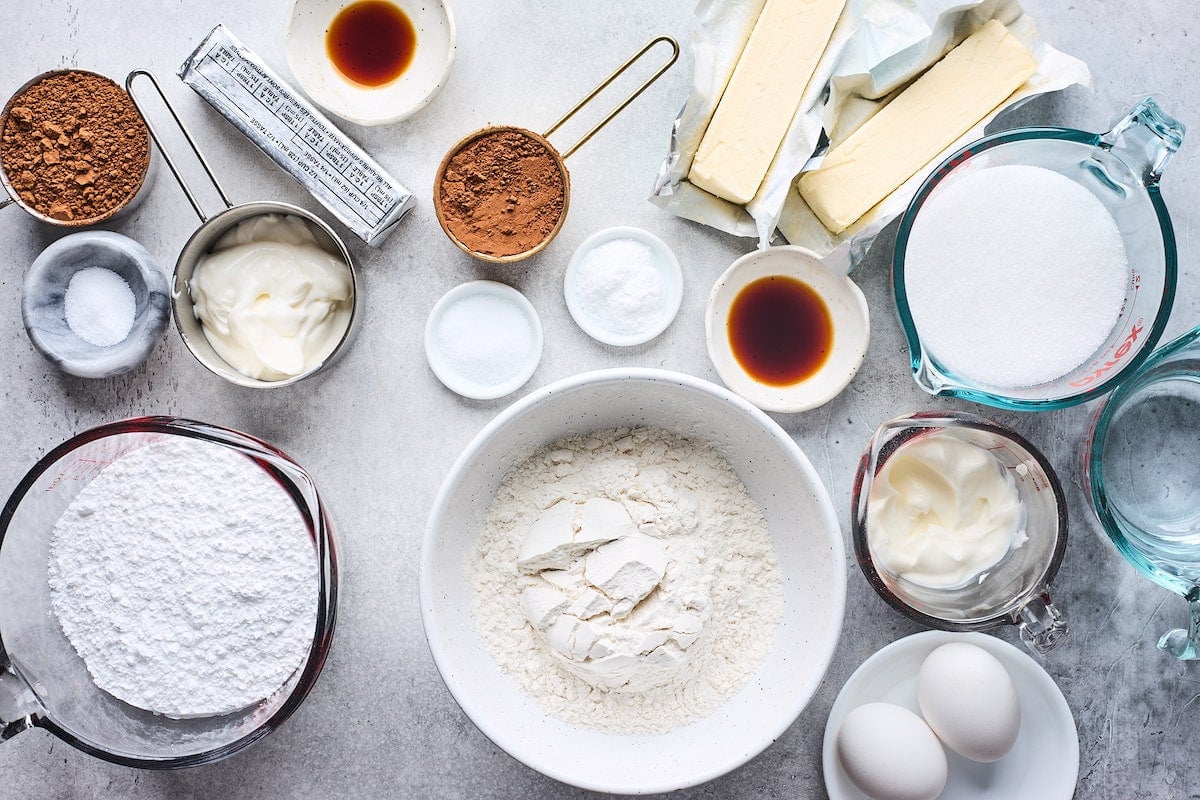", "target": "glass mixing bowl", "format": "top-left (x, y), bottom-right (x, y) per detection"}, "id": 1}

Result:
top-left (0, 418), bottom-right (338, 766)
top-left (851, 412), bottom-right (1069, 654)
top-left (1086, 324), bottom-right (1200, 660)
top-left (893, 98), bottom-right (1184, 410)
